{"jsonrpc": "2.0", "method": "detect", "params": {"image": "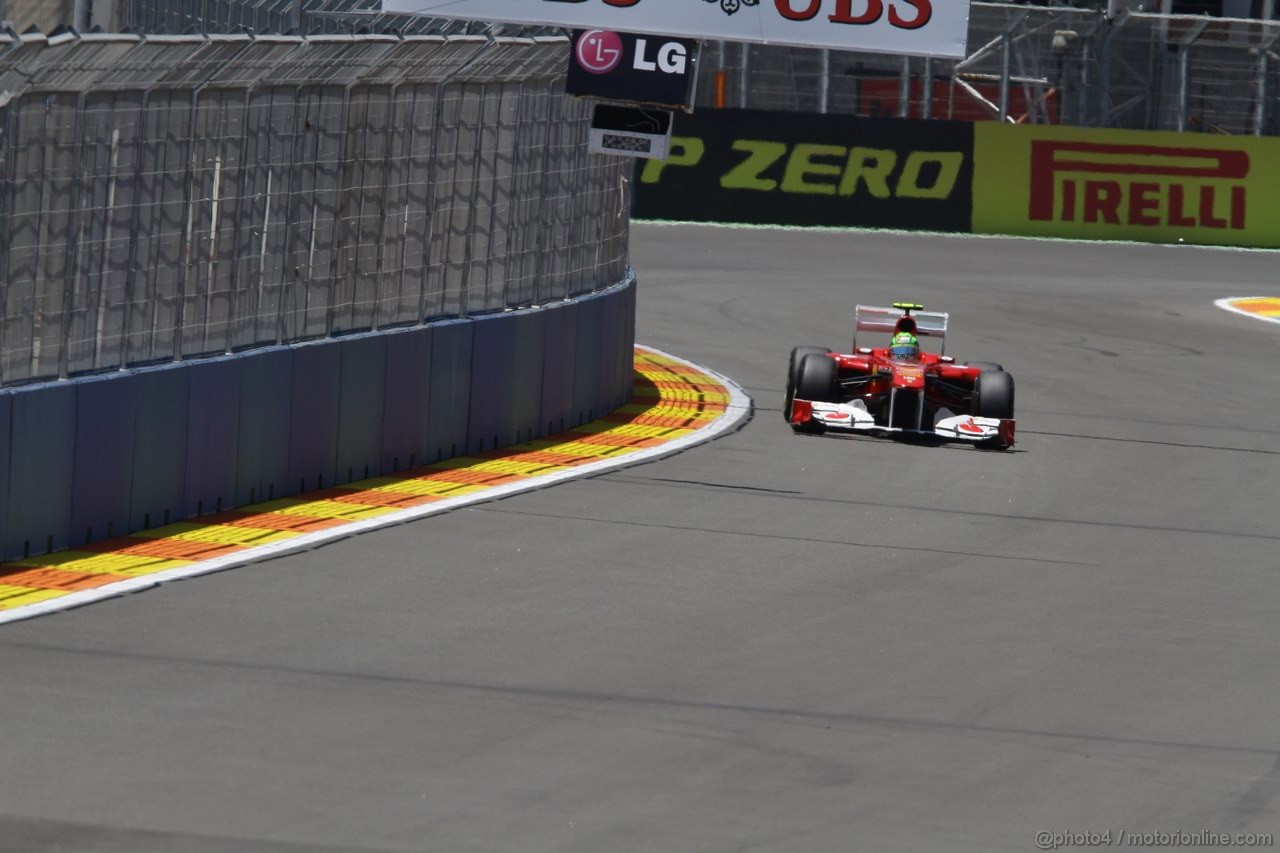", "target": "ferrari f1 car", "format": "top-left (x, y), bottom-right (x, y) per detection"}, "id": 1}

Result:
top-left (784, 303), bottom-right (1016, 449)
